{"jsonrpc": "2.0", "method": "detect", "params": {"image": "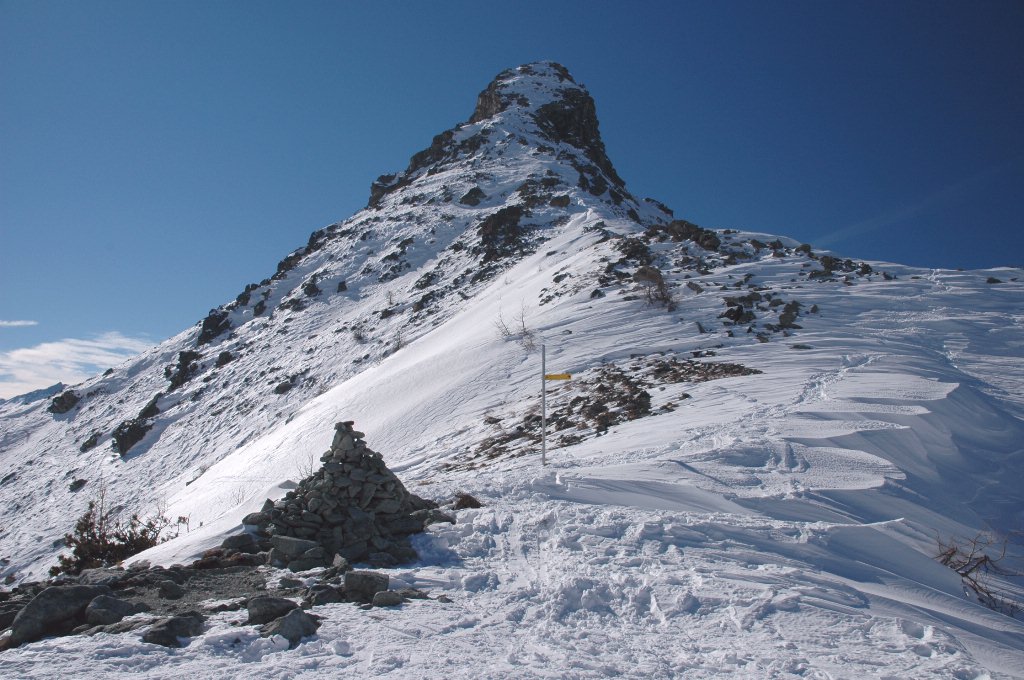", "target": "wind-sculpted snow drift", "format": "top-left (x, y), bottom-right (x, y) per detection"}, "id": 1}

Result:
top-left (1, 62), bottom-right (1023, 677)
